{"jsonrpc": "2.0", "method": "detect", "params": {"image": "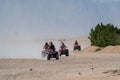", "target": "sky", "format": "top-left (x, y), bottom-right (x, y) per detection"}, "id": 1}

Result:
top-left (0, 0), bottom-right (120, 39)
